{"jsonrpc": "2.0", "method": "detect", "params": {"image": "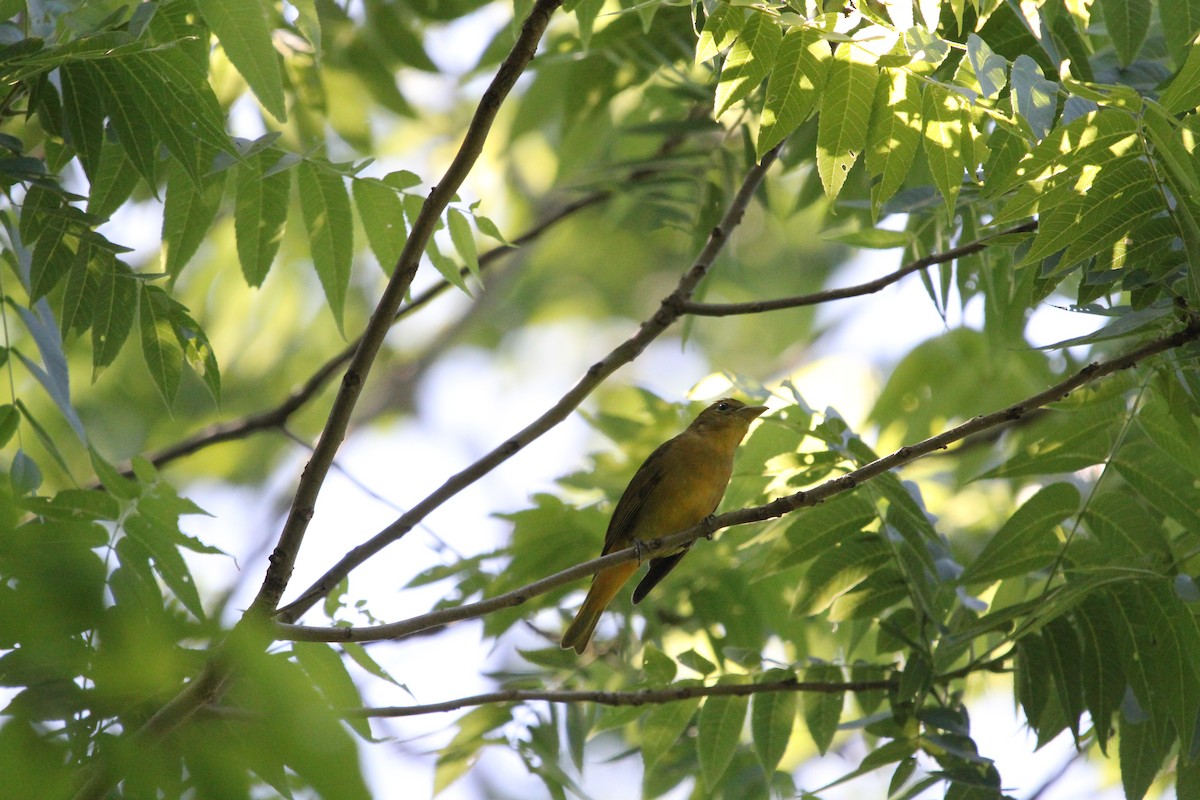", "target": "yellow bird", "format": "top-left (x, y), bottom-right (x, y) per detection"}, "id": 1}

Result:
top-left (560, 398), bottom-right (767, 653)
